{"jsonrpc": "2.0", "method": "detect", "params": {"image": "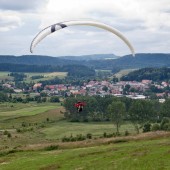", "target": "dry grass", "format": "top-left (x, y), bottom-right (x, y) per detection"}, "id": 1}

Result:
top-left (19, 131), bottom-right (170, 151)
